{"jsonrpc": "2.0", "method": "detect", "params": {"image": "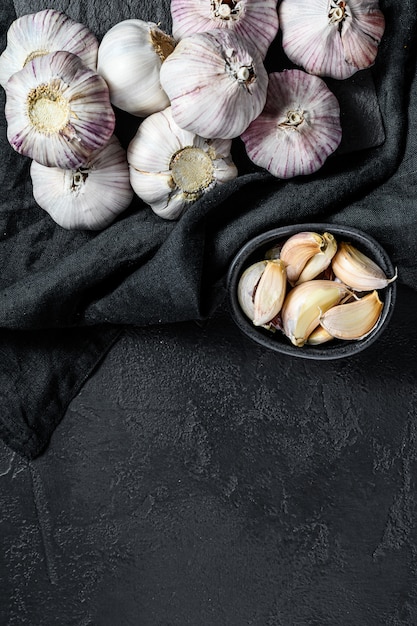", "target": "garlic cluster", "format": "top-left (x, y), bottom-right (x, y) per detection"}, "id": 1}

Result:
top-left (1, 10), bottom-right (134, 230)
top-left (237, 231), bottom-right (397, 347)
top-left (0, 0), bottom-right (387, 228)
